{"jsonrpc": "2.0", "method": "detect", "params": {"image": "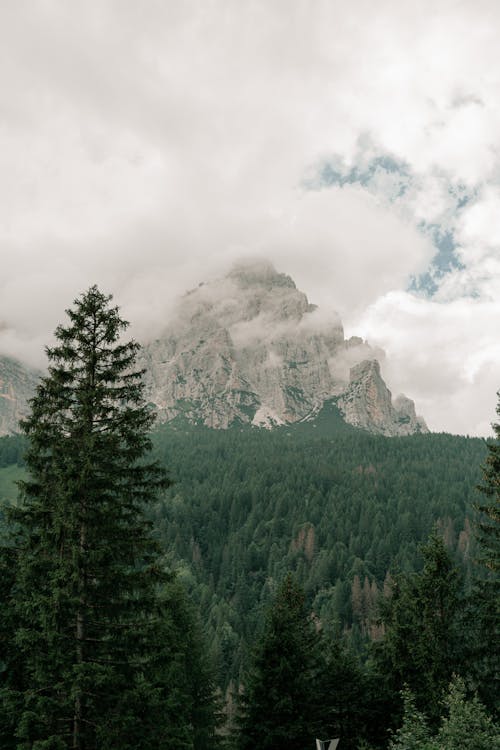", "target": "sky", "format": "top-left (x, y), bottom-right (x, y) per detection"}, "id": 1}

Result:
top-left (1, 0), bottom-right (499, 436)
